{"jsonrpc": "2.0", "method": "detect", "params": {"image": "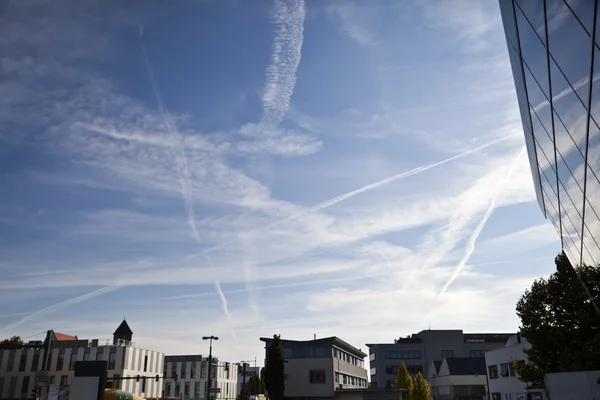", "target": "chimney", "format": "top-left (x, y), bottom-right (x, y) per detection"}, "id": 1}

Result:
top-left (313, 334), bottom-right (316, 340)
